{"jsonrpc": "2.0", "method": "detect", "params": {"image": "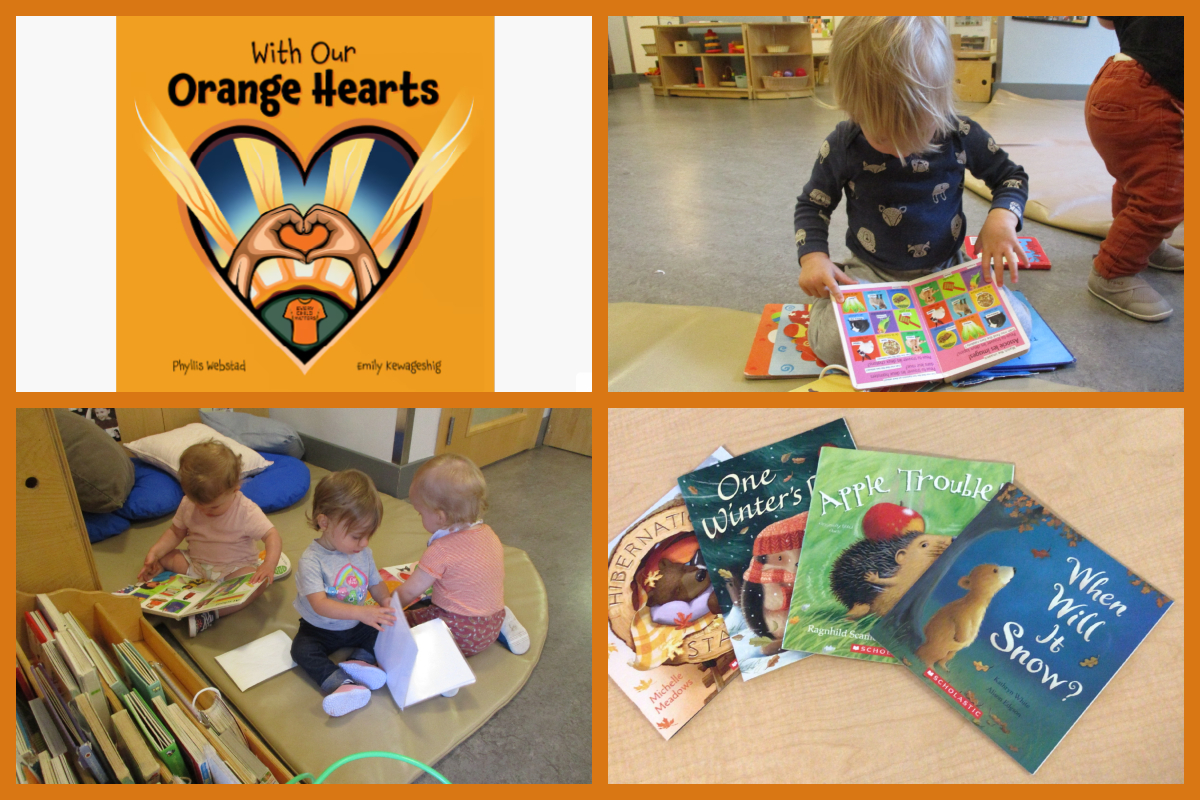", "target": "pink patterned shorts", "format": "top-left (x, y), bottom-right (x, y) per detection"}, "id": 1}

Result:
top-left (405, 605), bottom-right (505, 656)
